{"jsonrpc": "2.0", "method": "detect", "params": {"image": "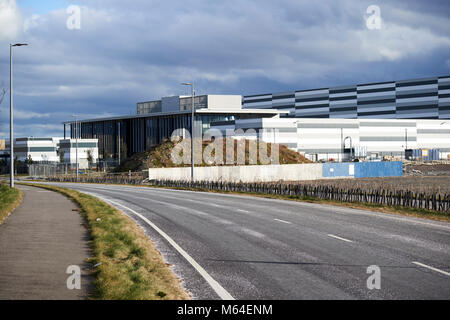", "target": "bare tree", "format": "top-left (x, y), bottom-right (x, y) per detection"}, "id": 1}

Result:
top-left (0, 88), bottom-right (7, 106)
top-left (0, 81), bottom-right (7, 105)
